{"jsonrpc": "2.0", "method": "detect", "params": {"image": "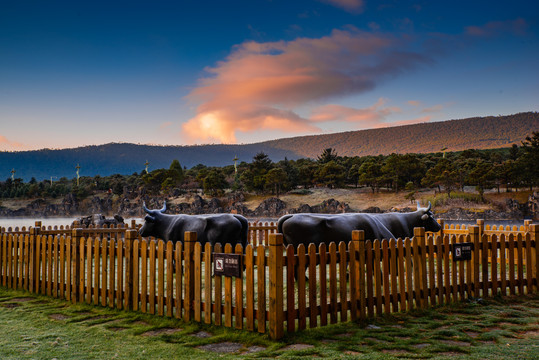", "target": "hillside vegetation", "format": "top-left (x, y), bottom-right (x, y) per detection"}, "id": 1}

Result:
top-left (0, 112), bottom-right (537, 181)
